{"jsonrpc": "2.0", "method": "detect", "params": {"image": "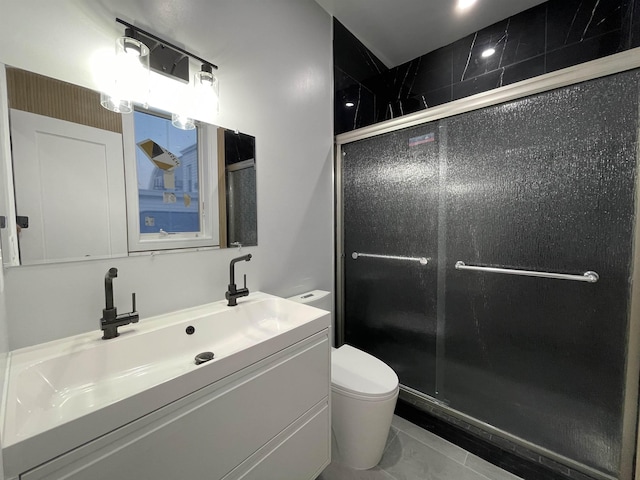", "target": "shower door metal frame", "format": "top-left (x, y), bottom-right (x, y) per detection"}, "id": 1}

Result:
top-left (335, 47), bottom-right (640, 480)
